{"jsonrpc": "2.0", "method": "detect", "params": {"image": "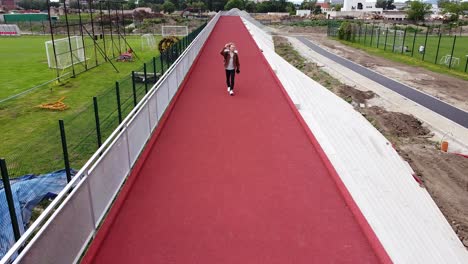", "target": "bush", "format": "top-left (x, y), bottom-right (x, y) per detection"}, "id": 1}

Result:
top-left (338, 21), bottom-right (354, 41)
